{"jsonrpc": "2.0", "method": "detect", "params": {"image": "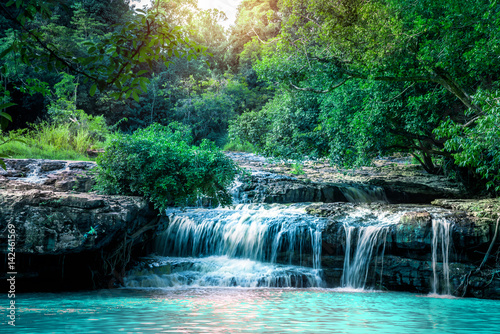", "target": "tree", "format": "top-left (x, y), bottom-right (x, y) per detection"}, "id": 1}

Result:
top-left (0, 0), bottom-right (208, 166)
top-left (244, 0), bottom-right (500, 182)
